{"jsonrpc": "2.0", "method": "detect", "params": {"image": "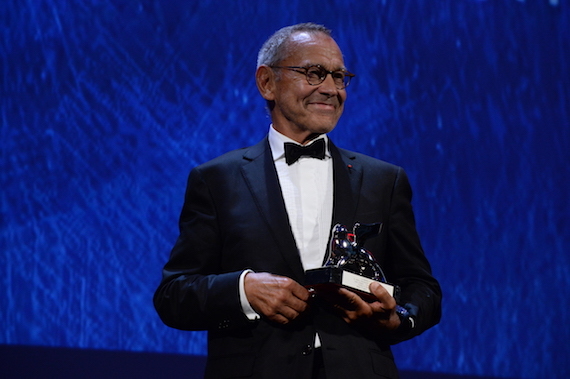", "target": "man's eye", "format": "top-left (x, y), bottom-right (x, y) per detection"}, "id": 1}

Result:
top-left (307, 67), bottom-right (325, 79)
top-left (332, 71), bottom-right (345, 80)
